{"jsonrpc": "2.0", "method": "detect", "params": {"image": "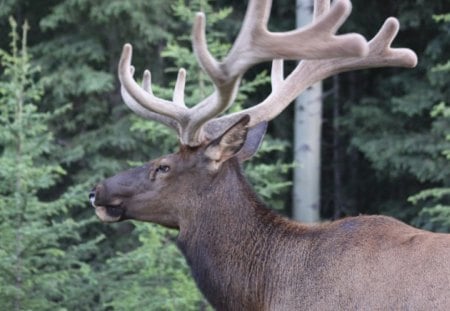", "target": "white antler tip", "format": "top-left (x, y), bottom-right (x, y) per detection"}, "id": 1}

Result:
top-left (333, 0), bottom-right (352, 16)
top-left (385, 17), bottom-right (400, 34)
top-left (142, 69), bottom-right (152, 93)
top-left (193, 12), bottom-right (206, 36)
top-left (372, 17), bottom-right (400, 50)
top-left (337, 0), bottom-right (352, 10)
top-left (194, 12), bottom-right (206, 28)
top-left (318, 0), bottom-right (353, 34)
top-left (143, 69), bottom-right (151, 84)
top-left (119, 44), bottom-right (134, 80)
top-left (120, 44), bottom-right (133, 67)
top-left (196, 12), bottom-right (205, 19)
top-left (402, 49), bottom-right (419, 68)
top-left (123, 43), bottom-right (132, 54)
top-left (173, 68), bottom-right (187, 107)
